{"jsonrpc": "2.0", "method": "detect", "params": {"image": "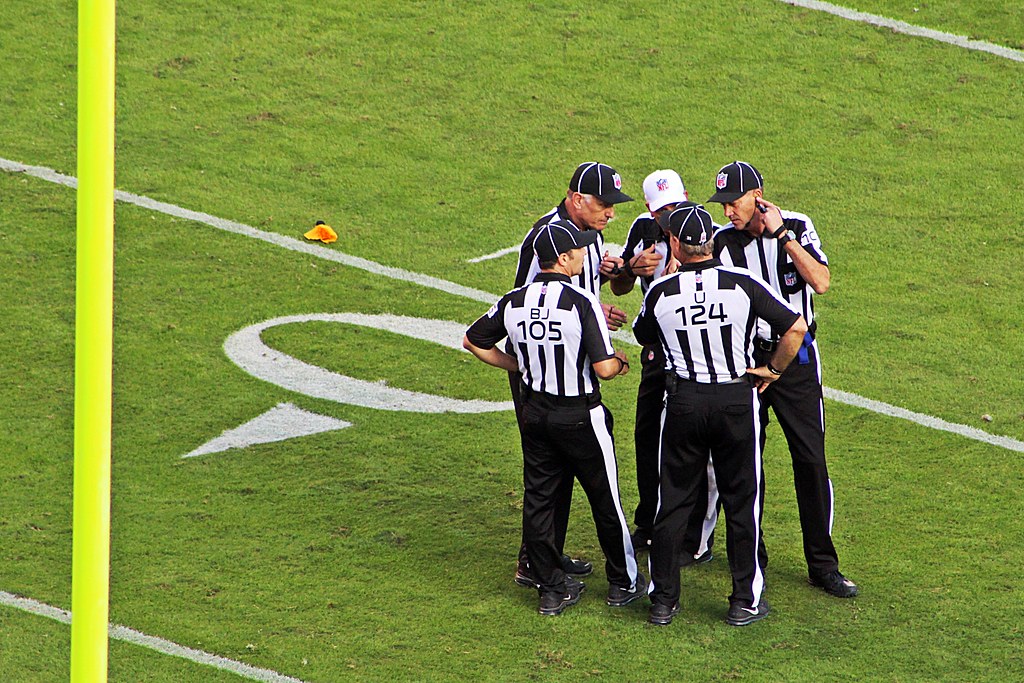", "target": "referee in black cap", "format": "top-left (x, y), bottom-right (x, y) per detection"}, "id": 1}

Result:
top-left (609, 170), bottom-right (719, 564)
top-left (509, 162), bottom-right (635, 591)
top-left (707, 161), bottom-right (858, 598)
top-left (464, 220), bottom-right (644, 616)
top-left (632, 204), bottom-right (808, 626)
